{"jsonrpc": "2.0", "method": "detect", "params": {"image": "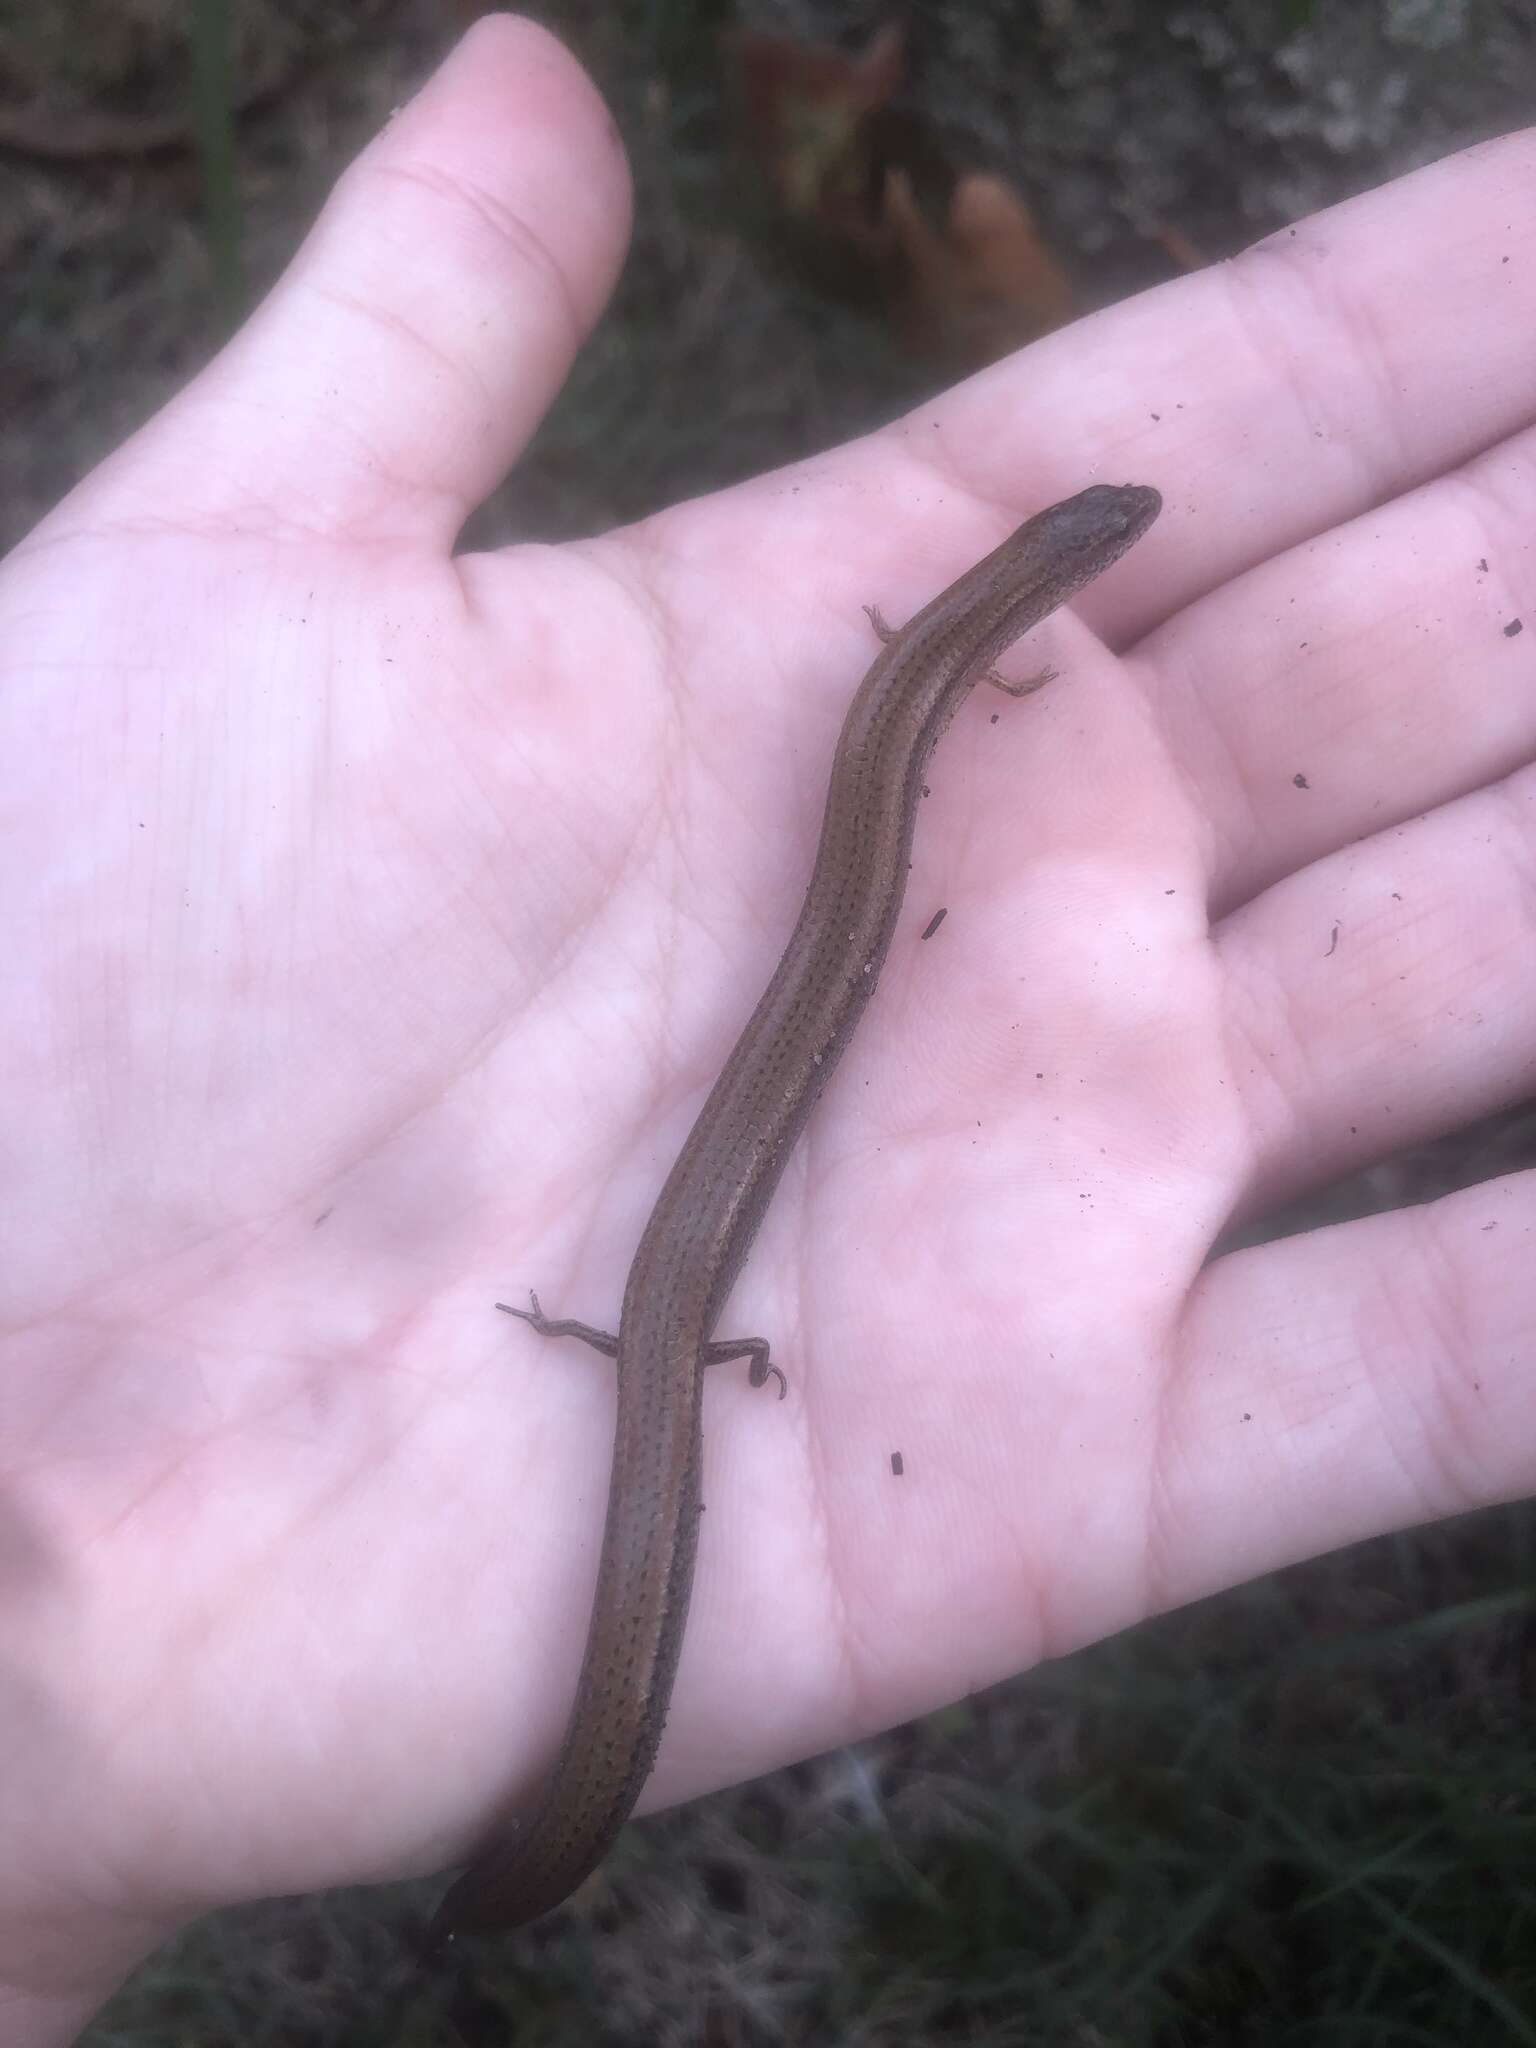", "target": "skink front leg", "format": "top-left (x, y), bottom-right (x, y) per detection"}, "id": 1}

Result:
top-left (862, 603), bottom-right (1053, 694)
